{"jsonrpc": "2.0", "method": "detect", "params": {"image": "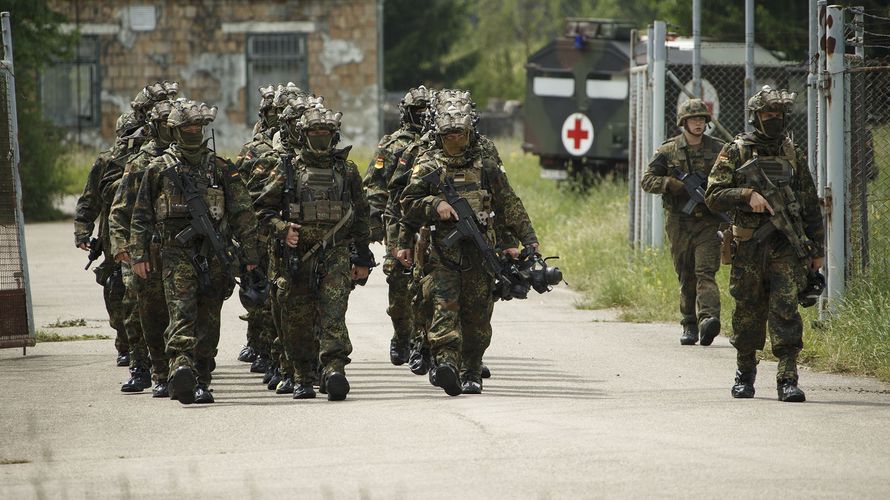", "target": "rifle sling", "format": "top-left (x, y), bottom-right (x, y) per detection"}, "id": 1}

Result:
top-left (299, 206), bottom-right (355, 264)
